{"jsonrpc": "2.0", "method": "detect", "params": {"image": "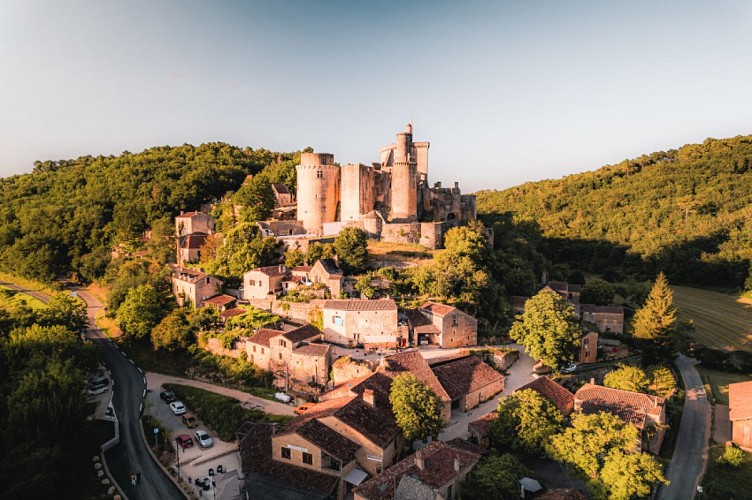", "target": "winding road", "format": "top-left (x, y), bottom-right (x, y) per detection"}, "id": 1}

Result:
top-left (658, 354), bottom-right (711, 500)
top-left (1, 282), bottom-right (185, 500)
